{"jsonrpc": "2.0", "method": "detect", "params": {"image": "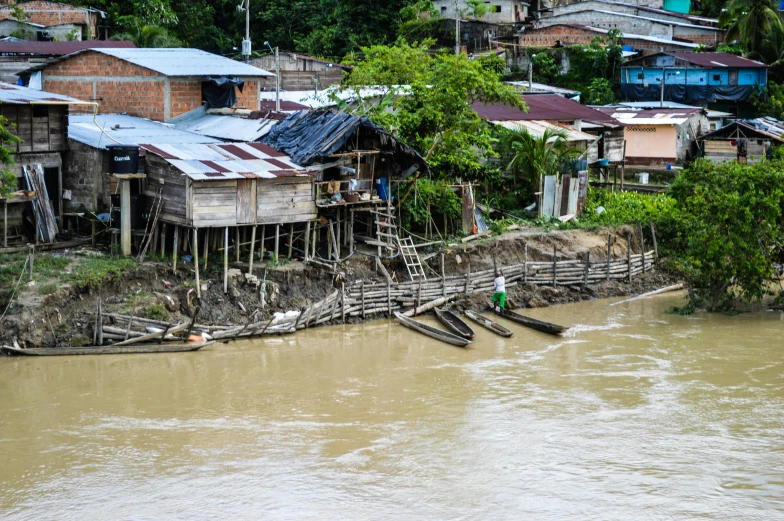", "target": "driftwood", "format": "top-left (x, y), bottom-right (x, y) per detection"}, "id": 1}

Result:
top-left (609, 283), bottom-right (685, 306)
